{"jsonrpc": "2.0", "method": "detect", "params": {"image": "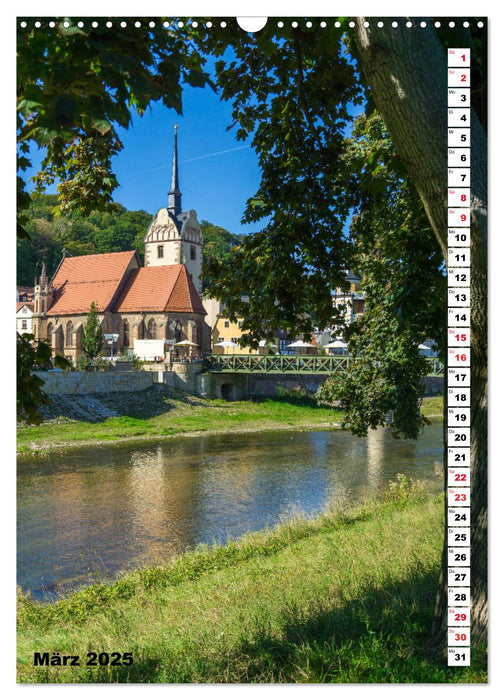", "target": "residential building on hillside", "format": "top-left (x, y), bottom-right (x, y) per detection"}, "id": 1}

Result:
top-left (29, 128), bottom-right (211, 362)
top-left (16, 302), bottom-right (34, 334)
